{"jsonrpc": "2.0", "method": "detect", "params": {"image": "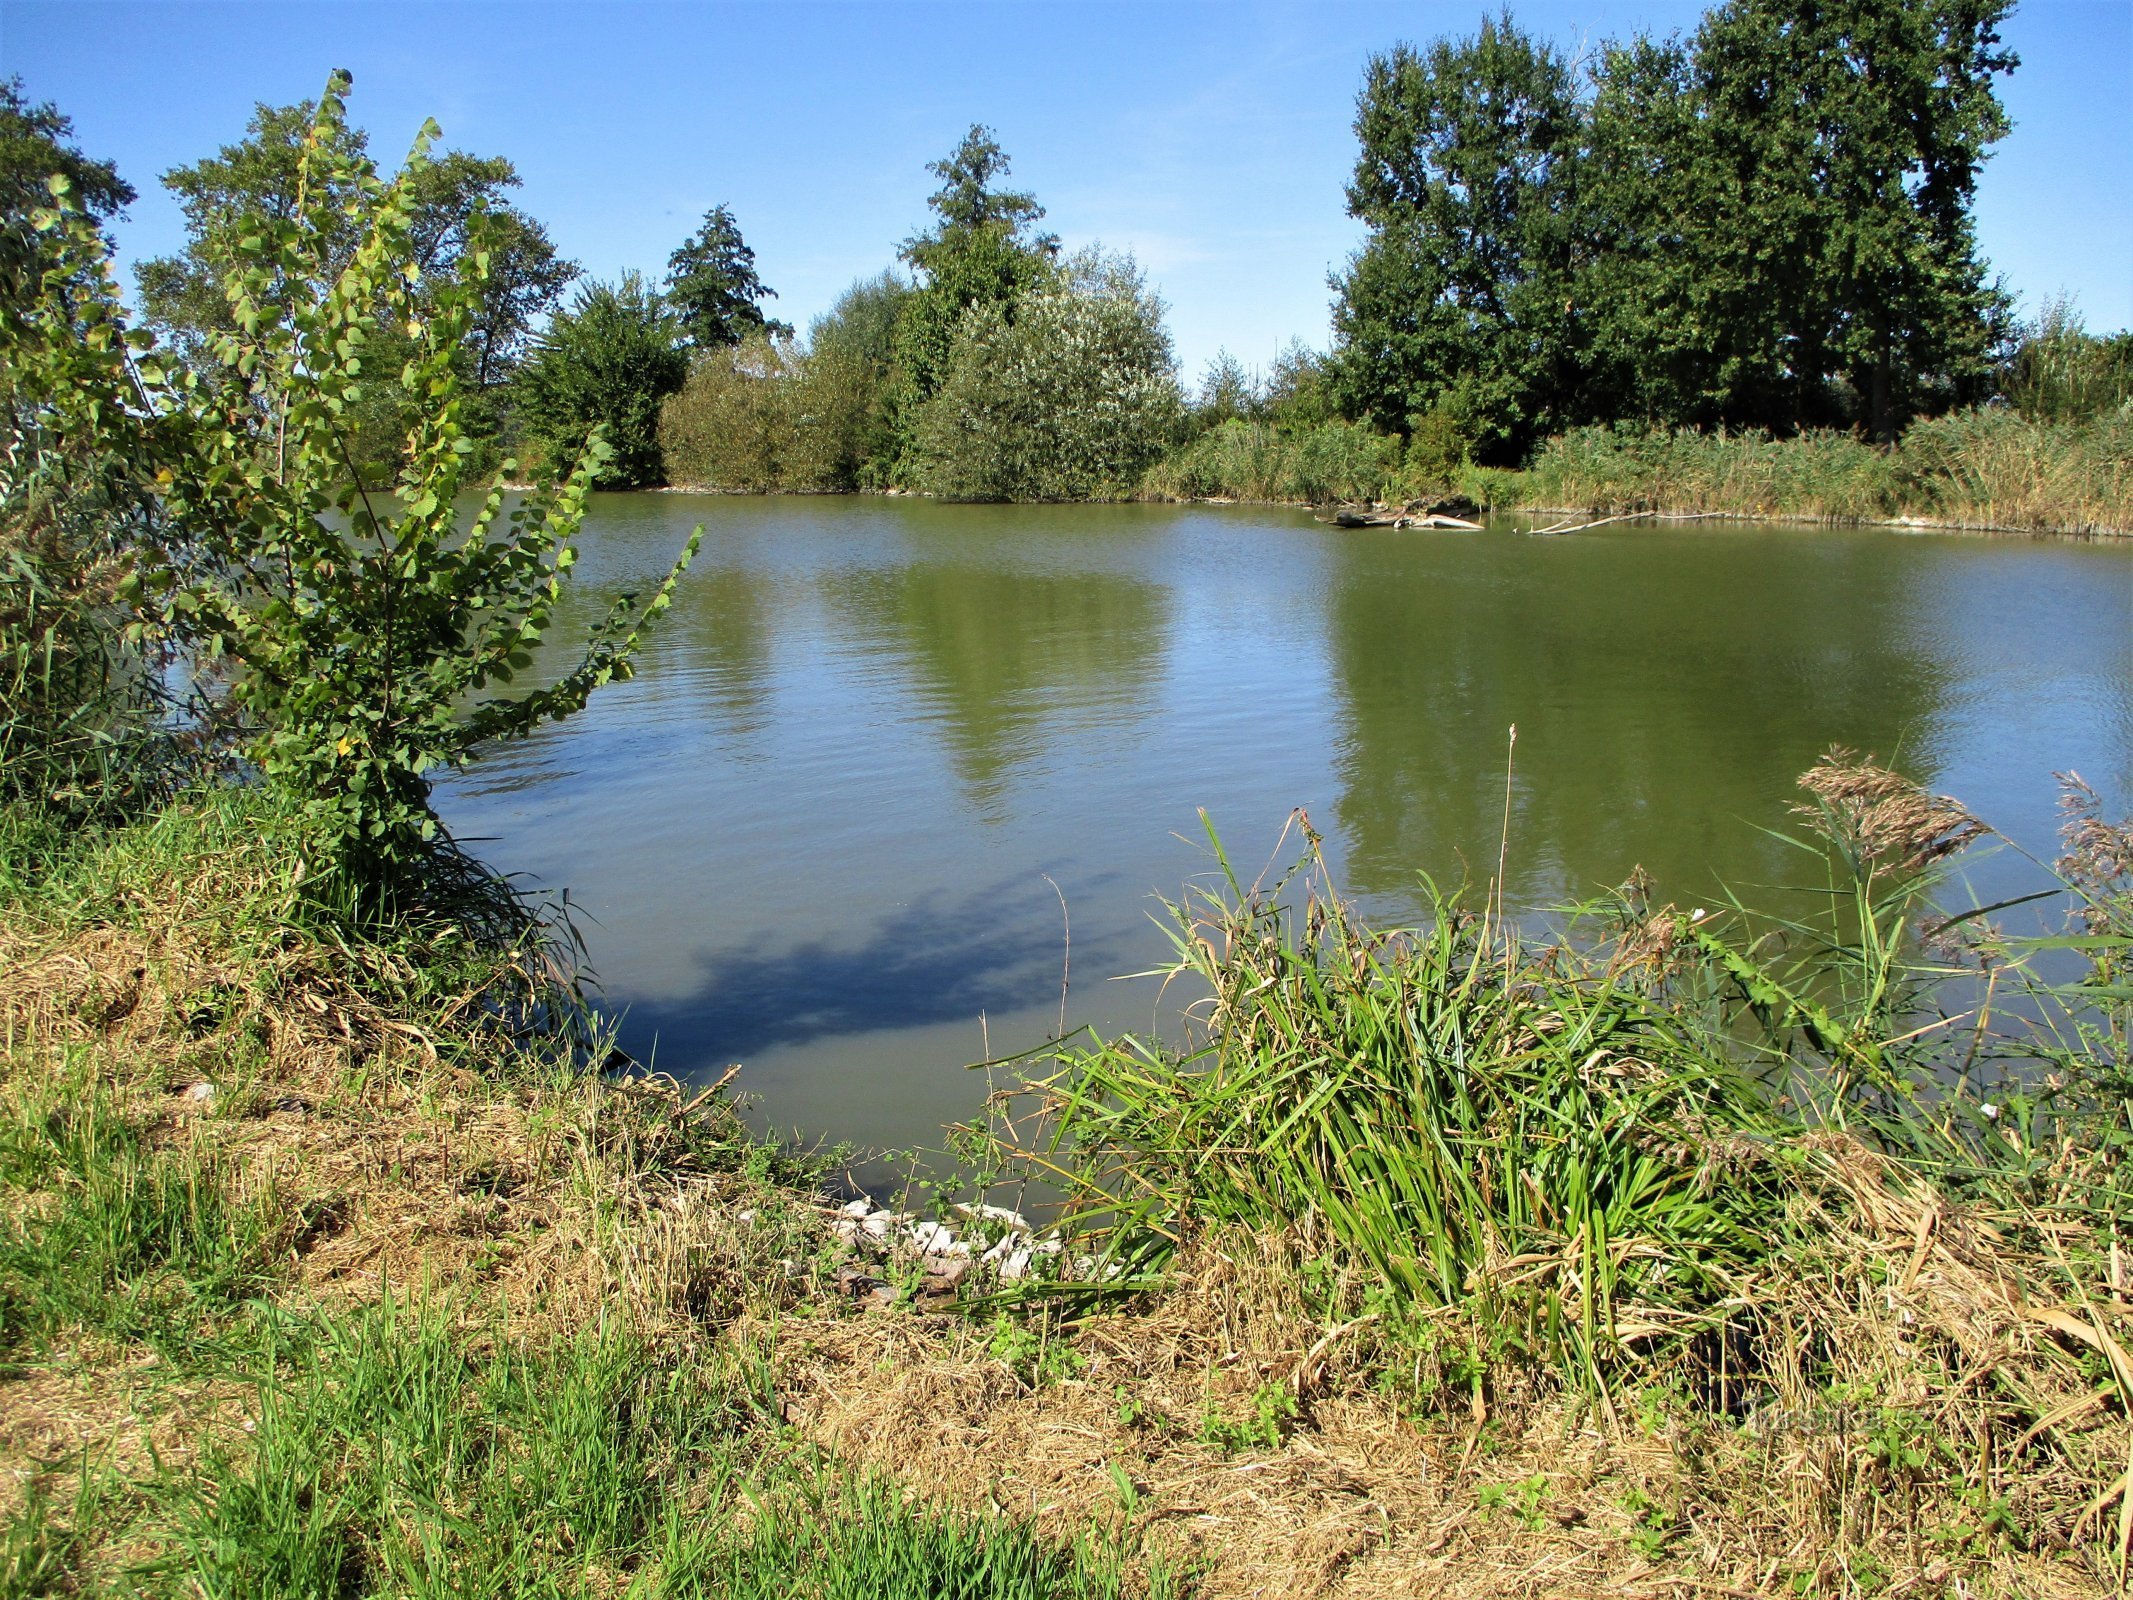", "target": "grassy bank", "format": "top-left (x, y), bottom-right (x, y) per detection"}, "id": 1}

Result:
top-left (4, 763), bottom-right (2129, 1597)
top-left (0, 790), bottom-right (1178, 1598)
top-left (1135, 408), bottom-right (2132, 535)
